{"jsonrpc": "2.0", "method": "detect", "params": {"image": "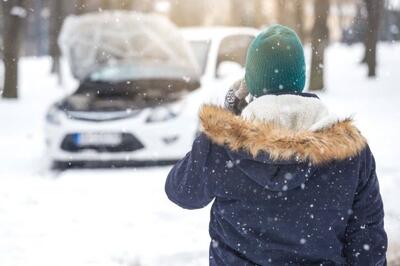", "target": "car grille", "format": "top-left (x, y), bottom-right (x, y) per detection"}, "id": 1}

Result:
top-left (65, 110), bottom-right (141, 122)
top-left (61, 133), bottom-right (144, 153)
